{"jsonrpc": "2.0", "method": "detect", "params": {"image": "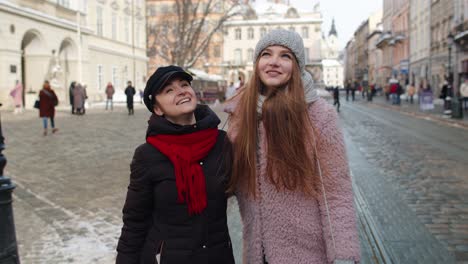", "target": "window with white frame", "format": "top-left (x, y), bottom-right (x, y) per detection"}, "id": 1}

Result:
top-left (96, 6), bottom-right (103, 36)
top-left (247, 28), bottom-right (254, 39)
top-left (58, 0), bottom-right (70, 8)
top-left (124, 16), bottom-right (130, 43)
top-left (235, 28), bottom-right (242, 40)
top-left (234, 49), bottom-right (242, 65)
top-left (302, 26), bottom-right (309, 39)
top-left (112, 66), bottom-right (119, 90)
top-left (112, 13), bottom-right (117, 40)
top-left (97, 65), bottom-right (103, 90)
top-left (247, 48), bottom-right (254, 62)
top-left (260, 27), bottom-right (267, 38)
